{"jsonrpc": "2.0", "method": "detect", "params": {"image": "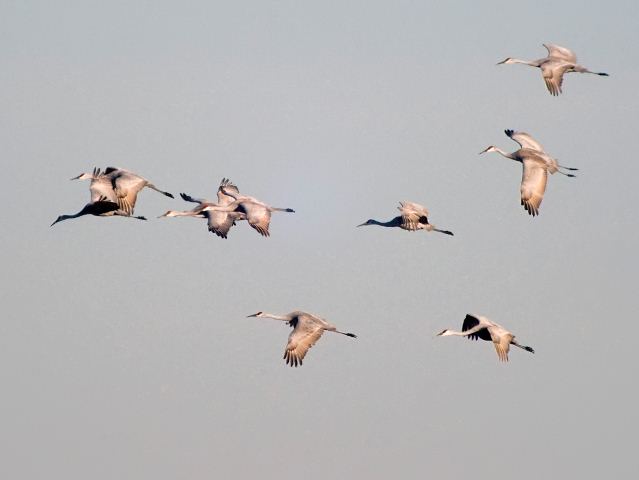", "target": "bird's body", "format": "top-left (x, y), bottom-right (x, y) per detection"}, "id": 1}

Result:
top-left (247, 311), bottom-right (356, 367)
top-left (51, 197), bottom-right (139, 226)
top-left (358, 201), bottom-right (454, 235)
top-left (159, 179), bottom-right (246, 238)
top-left (72, 167), bottom-right (173, 215)
top-left (202, 187), bottom-right (295, 237)
top-left (437, 314), bottom-right (534, 362)
top-left (480, 129), bottom-right (577, 216)
top-left (498, 43), bottom-right (608, 96)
